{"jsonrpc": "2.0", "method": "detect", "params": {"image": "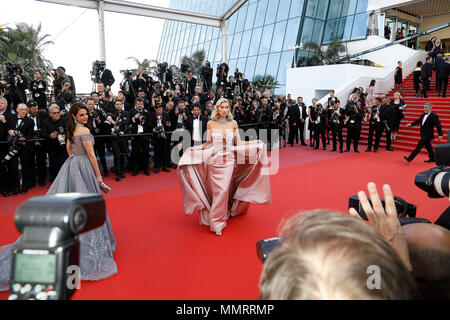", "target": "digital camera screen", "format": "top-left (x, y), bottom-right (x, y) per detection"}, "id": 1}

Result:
top-left (13, 253), bottom-right (56, 284)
